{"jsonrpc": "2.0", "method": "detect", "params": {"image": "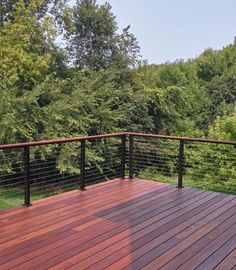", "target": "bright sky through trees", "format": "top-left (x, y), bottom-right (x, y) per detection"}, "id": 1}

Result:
top-left (69, 0), bottom-right (236, 64)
